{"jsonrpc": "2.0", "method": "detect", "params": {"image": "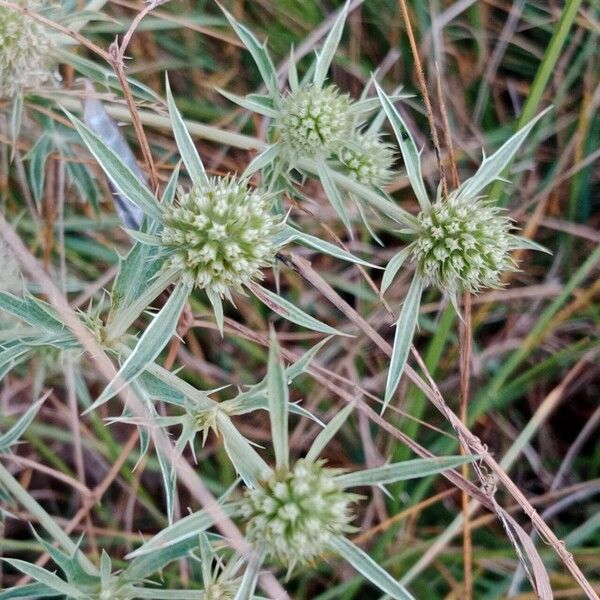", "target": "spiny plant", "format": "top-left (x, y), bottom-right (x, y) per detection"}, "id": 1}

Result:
top-left (128, 331), bottom-right (476, 599)
top-left (218, 1), bottom-right (413, 235)
top-left (376, 85), bottom-right (551, 411)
